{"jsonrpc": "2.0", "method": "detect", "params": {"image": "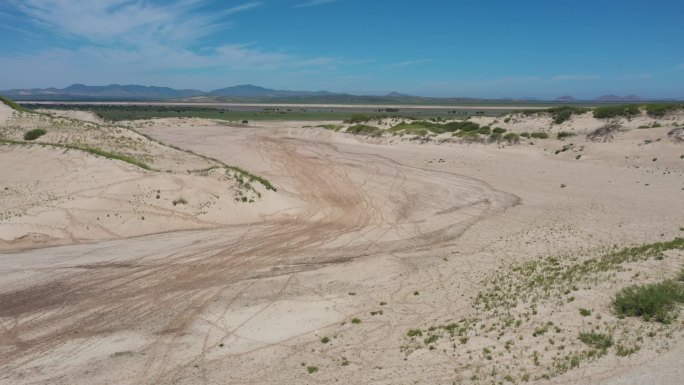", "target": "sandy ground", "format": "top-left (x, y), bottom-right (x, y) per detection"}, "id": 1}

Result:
top-left (0, 107), bottom-right (683, 384)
